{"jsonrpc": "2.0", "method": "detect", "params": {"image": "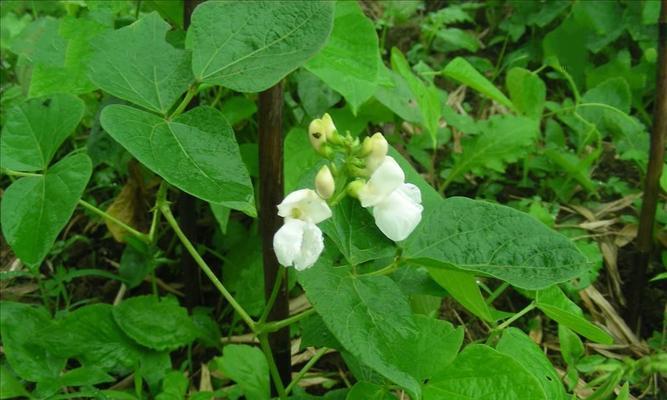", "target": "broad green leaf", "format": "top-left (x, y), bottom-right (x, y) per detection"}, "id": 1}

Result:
top-left (119, 242), bottom-right (157, 289)
top-left (210, 203), bottom-right (231, 234)
top-left (397, 315), bottom-right (464, 382)
top-left (542, 17), bottom-right (587, 87)
top-left (37, 303), bottom-right (150, 373)
top-left (300, 314), bottom-right (343, 350)
top-left (219, 96), bottom-right (257, 126)
top-left (428, 268), bottom-right (494, 322)
top-left (155, 371), bottom-right (189, 400)
top-left (346, 382), bottom-right (393, 400)
top-left (283, 126), bottom-right (323, 193)
top-left (88, 12), bottom-right (192, 114)
top-left (112, 296), bottom-right (199, 351)
top-left (0, 302), bottom-right (64, 382)
top-left (320, 197), bottom-right (395, 266)
top-left (391, 47), bottom-right (441, 146)
top-left (295, 69), bottom-right (342, 118)
top-left (433, 28), bottom-right (480, 52)
top-left (29, 16), bottom-right (110, 98)
top-left (424, 344), bottom-right (546, 400)
top-left (8, 17), bottom-right (66, 65)
top-left (534, 286), bottom-right (613, 344)
top-left (558, 324), bottom-right (584, 366)
top-left (223, 235), bottom-right (265, 316)
top-left (442, 57), bottom-right (514, 109)
top-left (216, 344), bottom-right (269, 400)
top-left (497, 328), bottom-right (567, 400)
top-left (1, 153), bottom-right (92, 267)
top-left (100, 105), bottom-right (254, 212)
top-left (1, 94), bottom-right (85, 171)
top-left (36, 367), bottom-right (114, 393)
top-left (403, 197), bottom-right (590, 290)
top-left (144, 0), bottom-right (184, 28)
top-left (306, 1), bottom-right (379, 112)
top-left (0, 363), bottom-right (29, 399)
top-left (506, 67), bottom-right (546, 119)
top-left (444, 115), bottom-right (539, 187)
top-left (187, 1), bottom-right (334, 92)
top-left (374, 68), bottom-right (423, 124)
top-left (298, 259), bottom-right (421, 398)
